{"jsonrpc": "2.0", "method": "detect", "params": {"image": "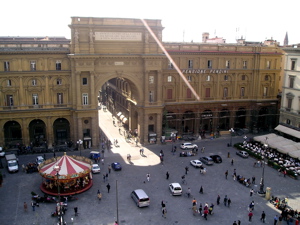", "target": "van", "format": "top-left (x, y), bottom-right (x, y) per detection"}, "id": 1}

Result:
top-left (131, 189), bottom-right (150, 207)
